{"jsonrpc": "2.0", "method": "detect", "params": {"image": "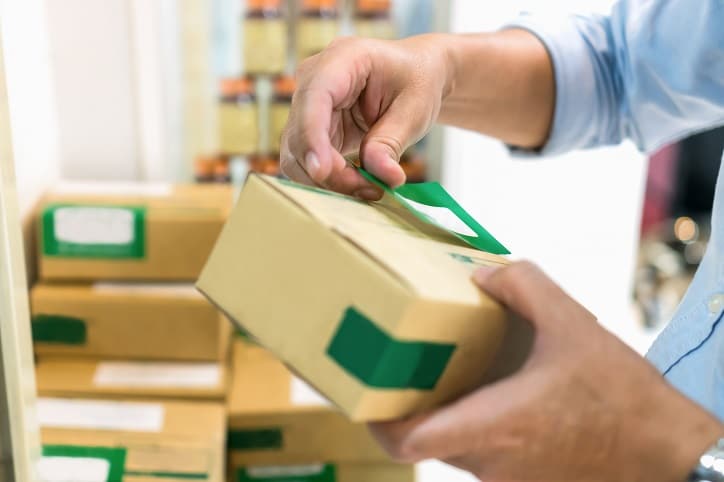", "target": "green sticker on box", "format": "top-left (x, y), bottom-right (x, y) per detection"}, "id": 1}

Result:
top-left (41, 445), bottom-right (127, 482)
top-left (228, 428), bottom-right (283, 451)
top-left (42, 204), bottom-right (146, 258)
top-left (237, 464), bottom-right (336, 482)
top-left (32, 314), bottom-right (87, 345)
top-left (327, 306), bottom-right (456, 390)
top-left (359, 168), bottom-right (509, 255)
